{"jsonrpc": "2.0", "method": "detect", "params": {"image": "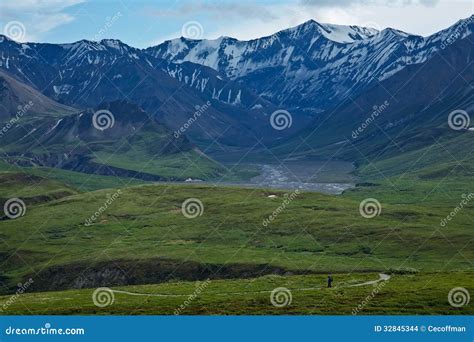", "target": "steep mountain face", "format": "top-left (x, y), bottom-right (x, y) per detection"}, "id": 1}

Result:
top-left (0, 69), bottom-right (76, 122)
top-left (146, 16), bottom-right (474, 110)
top-left (159, 59), bottom-right (269, 109)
